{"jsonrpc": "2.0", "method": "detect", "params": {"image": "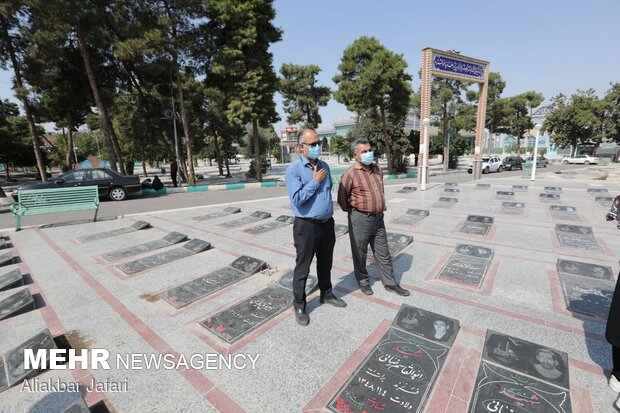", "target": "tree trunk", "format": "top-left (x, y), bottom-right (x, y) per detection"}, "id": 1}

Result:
top-left (67, 124), bottom-right (75, 168)
top-left (214, 132), bottom-right (224, 176)
top-left (379, 104), bottom-right (392, 173)
top-left (0, 17), bottom-right (47, 182)
top-left (443, 104), bottom-right (449, 172)
top-left (173, 61), bottom-right (195, 185)
top-left (224, 154), bottom-right (231, 177)
top-left (252, 117), bottom-right (262, 181)
top-left (487, 125), bottom-right (494, 157)
top-left (76, 25), bottom-right (125, 173)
